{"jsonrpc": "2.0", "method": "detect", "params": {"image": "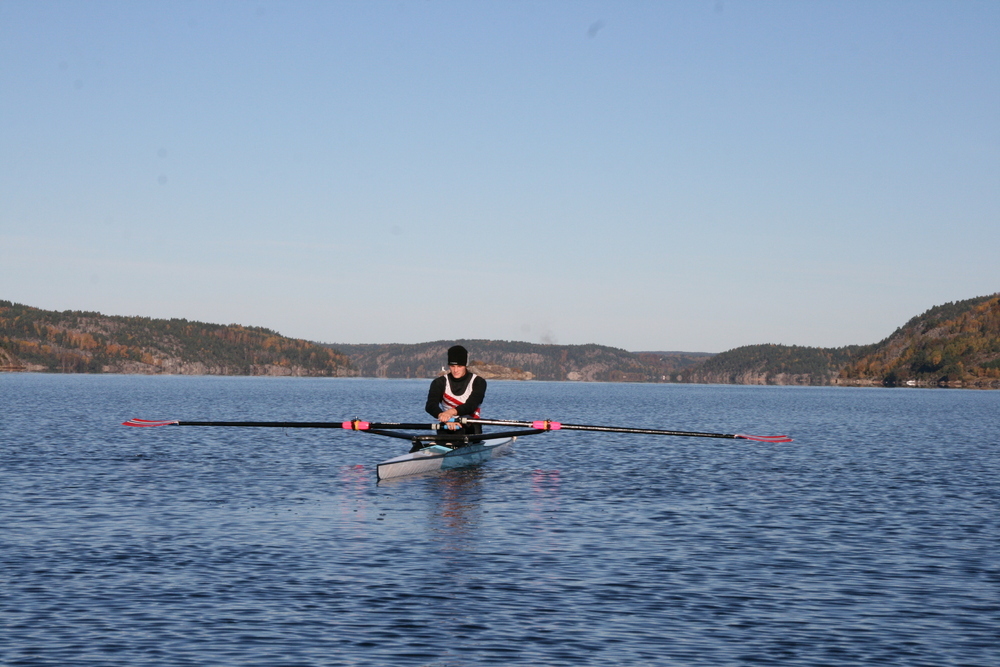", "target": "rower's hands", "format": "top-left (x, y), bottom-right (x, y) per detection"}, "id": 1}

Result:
top-left (438, 409), bottom-right (459, 430)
